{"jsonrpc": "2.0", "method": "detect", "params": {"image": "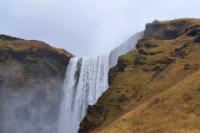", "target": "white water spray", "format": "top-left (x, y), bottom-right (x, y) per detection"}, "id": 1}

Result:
top-left (58, 32), bottom-right (143, 133)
